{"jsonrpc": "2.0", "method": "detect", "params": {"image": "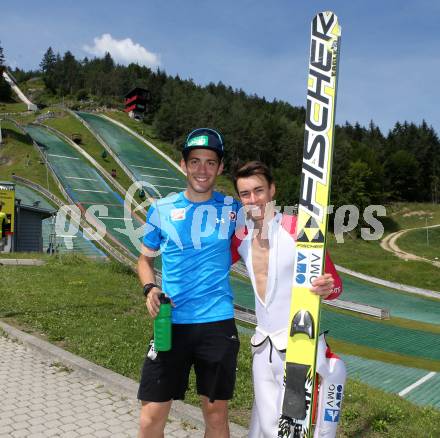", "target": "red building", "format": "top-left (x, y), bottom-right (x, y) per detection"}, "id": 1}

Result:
top-left (124, 87), bottom-right (149, 120)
